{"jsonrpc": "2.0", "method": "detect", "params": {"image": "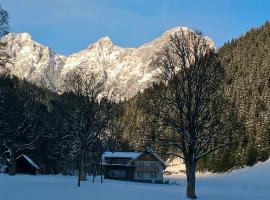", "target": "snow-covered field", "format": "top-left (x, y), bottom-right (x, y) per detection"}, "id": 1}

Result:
top-left (1, 160), bottom-right (269, 200)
